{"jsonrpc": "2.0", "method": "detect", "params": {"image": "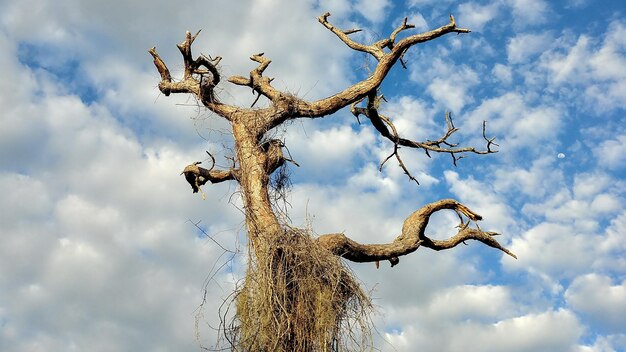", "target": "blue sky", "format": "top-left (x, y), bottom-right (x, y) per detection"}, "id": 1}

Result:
top-left (1, 0), bottom-right (625, 351)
